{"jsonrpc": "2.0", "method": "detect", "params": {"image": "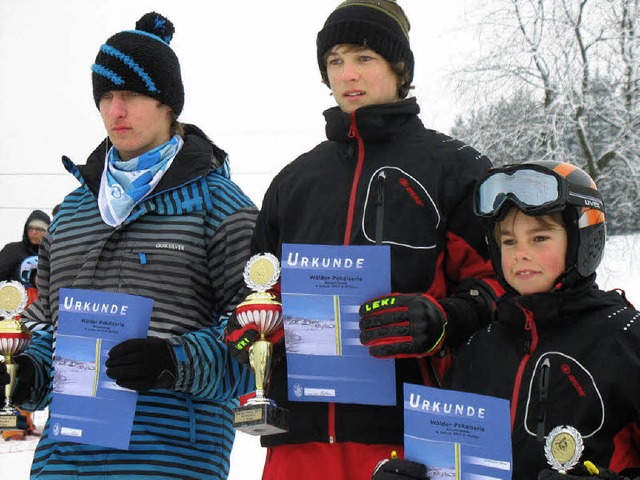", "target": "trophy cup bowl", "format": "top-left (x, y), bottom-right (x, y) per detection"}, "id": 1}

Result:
top-left (232, 254), bottom-right (289, 436)
top-left (0, 323), bottom-right (31, 356)
top-left (236, 297), bottom-right (282, 337)
top-left (0, 281), bottom-right (32, 430)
